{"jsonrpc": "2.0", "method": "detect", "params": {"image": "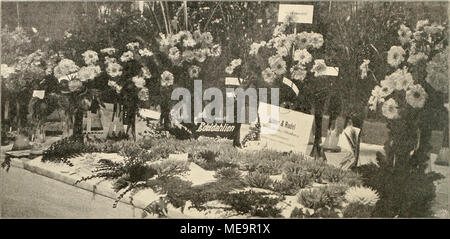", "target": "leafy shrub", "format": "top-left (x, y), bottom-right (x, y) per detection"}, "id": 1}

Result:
top-left (214, 167), bottom-right (242, 180)
top-left (220, 191), bottom-right (283, 218)
top-left (271, 180), bottom-right (297, 196)
top-left (297, 183), bottom-right (348, 210)
top-left (42, 136), bottom-right (92, 166)
top-left (302, 159), bottom-right (327, 183)
top-left (290, 206), bottom-right (340, 218)
top-left (245, 171), bottom-right (273, 189)
top-left (323, 166), bottom-right (349, 183)
top-left (282, 162), bottom-right (313, 189)
top-left (150, 159), bottom-right (190, 178)
top-left (343, 203), bottom-right (375, 218)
